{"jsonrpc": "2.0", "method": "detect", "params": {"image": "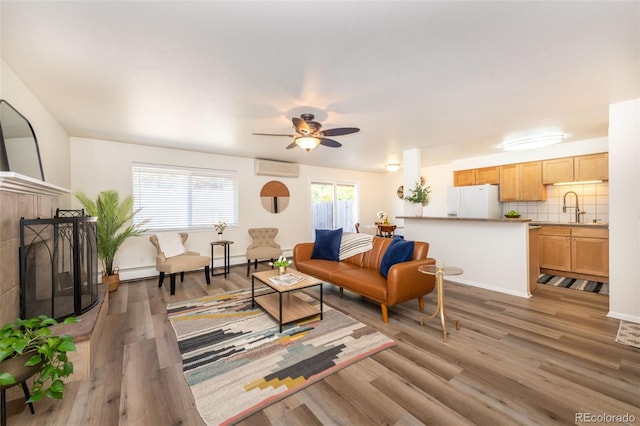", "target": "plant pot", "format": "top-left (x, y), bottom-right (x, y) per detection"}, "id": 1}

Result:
top-left (102, 272), bottom-right (120, 292)
top-left (414, 203), bottom-right (423, 217)
top-left (278, 266), bottom-right (287, 275)
top-left (0, 352), bottom-right (42, 391)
